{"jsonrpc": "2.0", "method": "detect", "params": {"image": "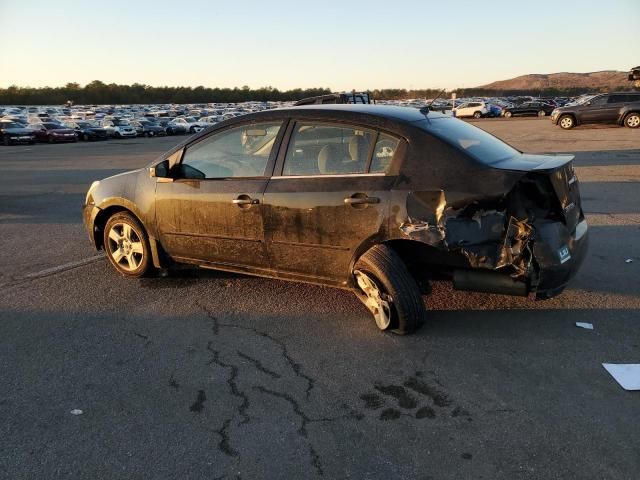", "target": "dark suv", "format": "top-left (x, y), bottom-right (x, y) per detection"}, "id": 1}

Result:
top-left (83, 105), bottom-right (588, 335)
top-left (550, 92), bottom-right (640, 129)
